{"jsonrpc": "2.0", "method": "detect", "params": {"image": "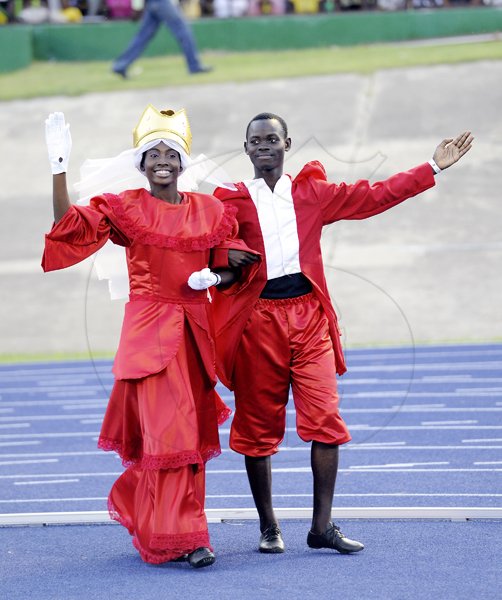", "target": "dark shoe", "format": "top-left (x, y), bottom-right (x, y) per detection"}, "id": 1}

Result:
top-left (187, 547), bottom-right (215, 568)
top-left (307, 523), bottom-right (364, 554)
top-left (259, 524), bottom-right (285, 554)
top-left (190, 65), bottom-right (213, 74)
top-left (112, 66), bottom-right (127, 79)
